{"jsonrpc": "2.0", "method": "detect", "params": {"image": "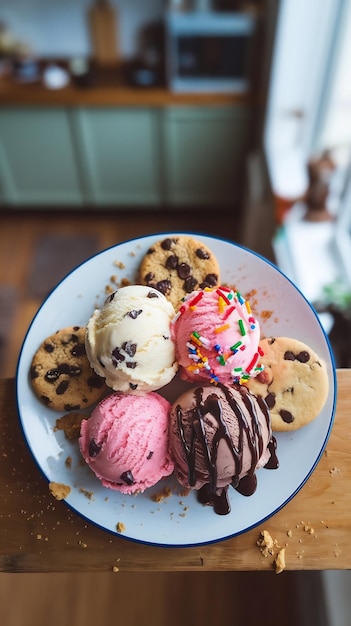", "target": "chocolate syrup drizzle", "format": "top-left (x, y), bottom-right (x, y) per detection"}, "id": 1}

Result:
top-left (176, 384), bottom-right (278, 515)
